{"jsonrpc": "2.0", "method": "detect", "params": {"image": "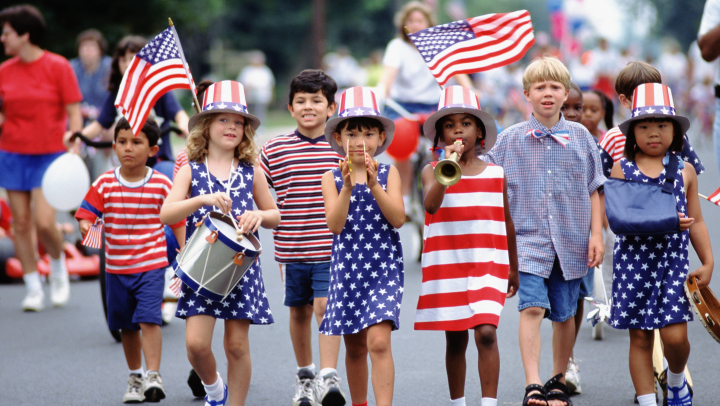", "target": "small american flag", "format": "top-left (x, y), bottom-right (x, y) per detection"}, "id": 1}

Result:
top-left (81, 219), bottom-right (103, 249)
top-left (115, 26), bottom-right (195, 136)
top-left (408, 10), bottom-right (535, 86)
top-left (169, 277), bottom-right (182, 297)
top-left (707, 186), bottom-right (720, 206)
